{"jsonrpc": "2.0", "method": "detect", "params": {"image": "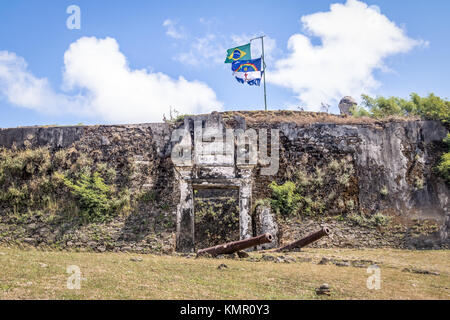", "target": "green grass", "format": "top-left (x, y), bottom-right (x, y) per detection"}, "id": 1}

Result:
top-left (0, 247), bottom-right (449, 300)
